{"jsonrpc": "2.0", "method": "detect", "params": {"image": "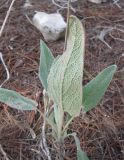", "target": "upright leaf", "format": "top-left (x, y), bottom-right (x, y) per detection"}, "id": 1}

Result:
top-left (83, 65), bottom-right (117, 112)
top-left (47, 110), bottom-right (57, 132)
top-left (47, 16), bottom-right (85, 116)
top-left (73, 133), bottom-right (89, 160)
top-left (39, 40), bottom-right (54, 90)
top-left (0, 88), bottom-right (37, 110)
top-left (54, 104), bottom-right (60, 128)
